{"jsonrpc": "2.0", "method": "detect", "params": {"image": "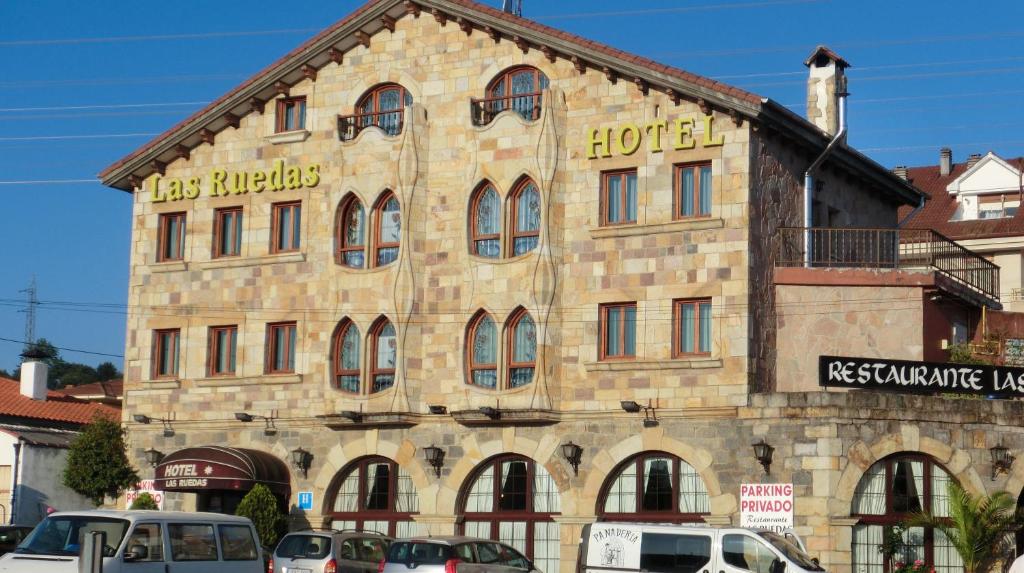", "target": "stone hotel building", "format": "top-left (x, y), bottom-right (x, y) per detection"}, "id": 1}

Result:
top-left (100, 1), bottom-right (1024, 572)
